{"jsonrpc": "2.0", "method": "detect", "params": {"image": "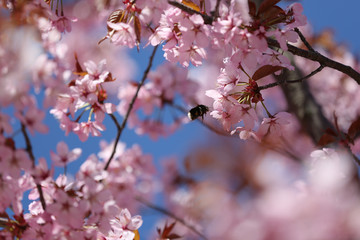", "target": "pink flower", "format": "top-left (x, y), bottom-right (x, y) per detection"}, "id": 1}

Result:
top-left (257, 112), bottom-right (292, 139)
top-left (15, 107), bottom-right (48, 135)
top-left (231, 127), bottom-right (260, 141)
top-left (73, 120), bottom-right (105, 142)
top-left (104, 208), bottom-right (143, 240)
top-left (107, 22), bottom-right (137, 48)
top-left (210, 105), bottom-right (242, 131)
top-left (148, 7), bottom-right (182, 46)
top-left (1, 149), bottom-right (32, 178)
top-left (112, 208), bottom-right (143, 231)
top-left (31, 157), bottom-right (53, 184)
top-left (47, 189), bottom-right (87, 229)
top-left (0, 112), bottom-right (12, 134)
top-left (50, 141), bottom-right (82, 167)
top-left (59, 114), bottom-right (76, 136)
top-left (211, 12), bottom-right (243, 46)
top-left (216, 62), bottom-right (243, 93)
top-left (179, 14), bottom-right (208, 48)
top-left (51, 15), bottom-right (77, 33)
top-left (286, 3), bottom-right (307, 29)
top-left (83, 59), bottom-right (110, 86)
top-left (77, 154), bottom-right (106, 181)
top-left (0, 175), bottom-right (19, 212)
top-left (177, 44), bottom-right (206, 67)
top-left (266, 29), bottom-right (298, 51)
